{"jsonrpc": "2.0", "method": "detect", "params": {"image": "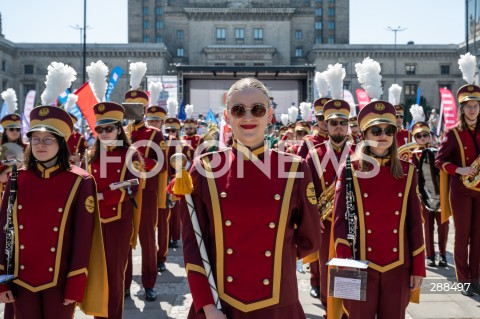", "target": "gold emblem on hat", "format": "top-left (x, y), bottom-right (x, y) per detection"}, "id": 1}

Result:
top-left (131, 91), bottom-right (137, 97)
top-left (151, 107), bottom-right (156, 112)
top-left (98, 104), bottom-right (105, 112)
top-left (11, 115), bottom-right (17, 120)
top-left (306, 182), bottom-right (317, 205)
top-left (468, 85), bottom-right (474, 92)
top-left (321, 98), bottom-right (327, 104)
top-left (375, 103), bottom-right (385, 111)
top-left (39, 107), bottom-right (50, 117)
top-left (334, 101), bottom-right (342, 107)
